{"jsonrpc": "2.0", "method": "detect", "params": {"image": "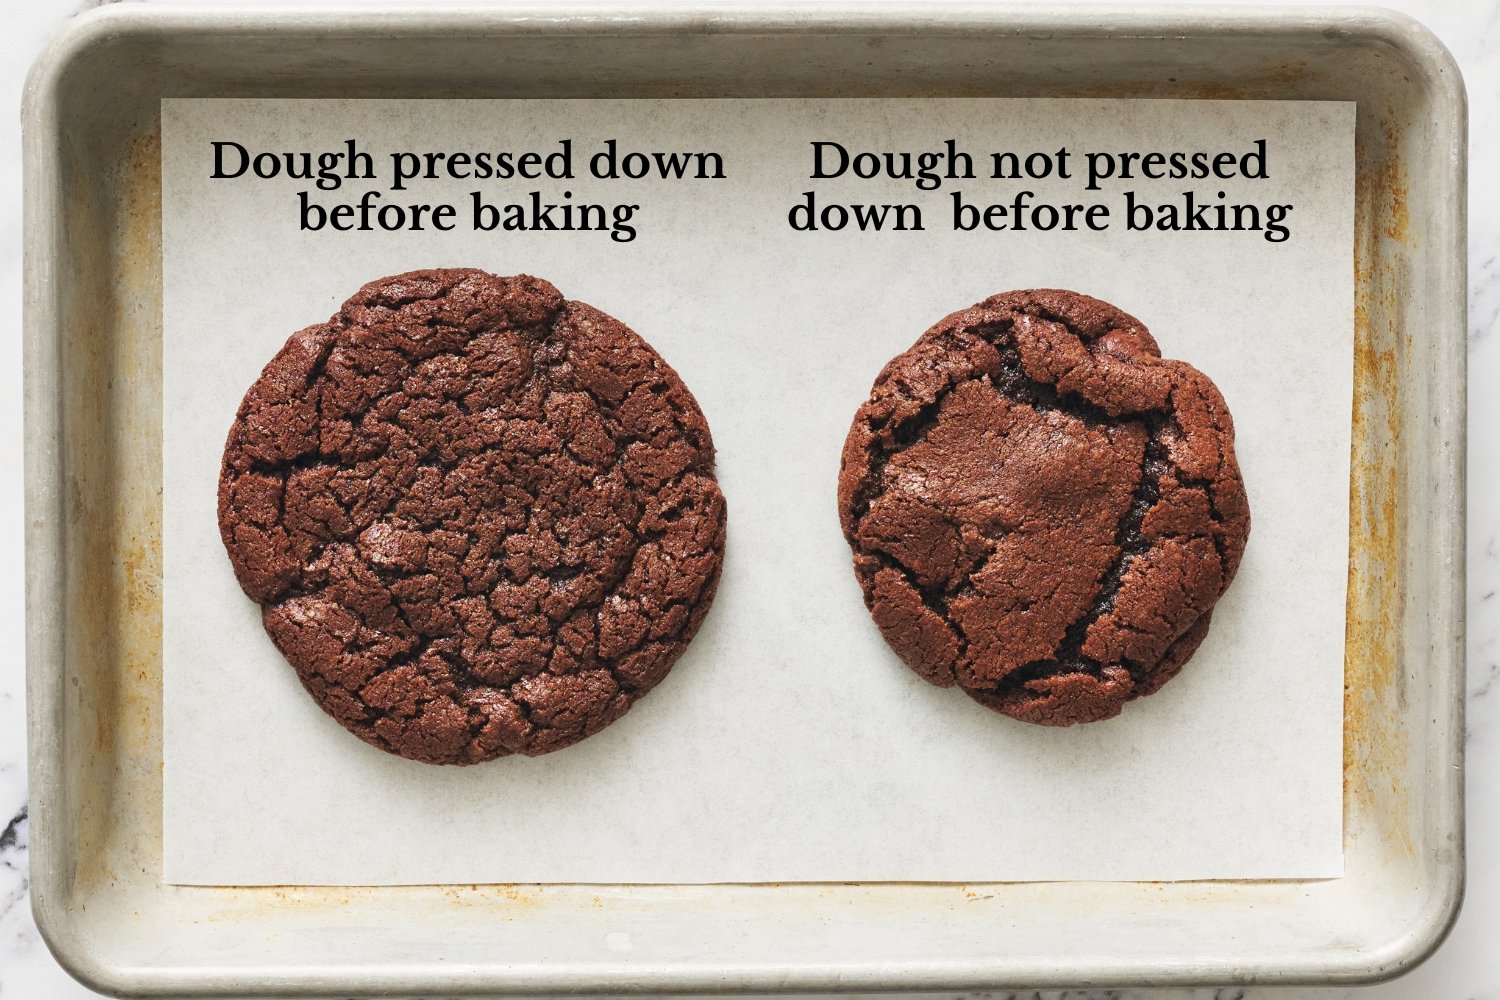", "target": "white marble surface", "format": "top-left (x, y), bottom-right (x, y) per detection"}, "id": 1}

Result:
top-left (2, 0), bottom-right (1495, 996)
